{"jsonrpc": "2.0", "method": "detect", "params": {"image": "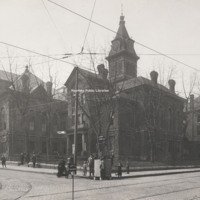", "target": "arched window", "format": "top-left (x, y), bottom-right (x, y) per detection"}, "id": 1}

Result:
top-left (177, 111), bottom-right (180, 132)
top-left (53, 114), bottom-right (58, 131)
top-left (41, 112), bottom-right (46, 132)
top-left (0, 107), bottom-right (6, 130)
top-left (169, 108), bottom-right (172, 130)
top-left (29, 110), bottom-right (35, 131)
